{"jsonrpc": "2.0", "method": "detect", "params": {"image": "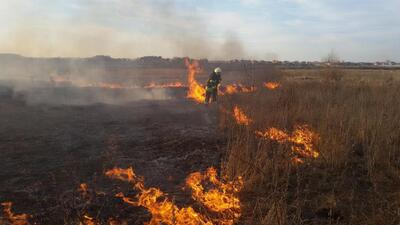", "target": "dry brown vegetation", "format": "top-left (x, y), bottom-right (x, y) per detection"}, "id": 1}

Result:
top-left (220, 68), bottom-right (400, 224)
top-left (1, 64), bottom-right (400, 225)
